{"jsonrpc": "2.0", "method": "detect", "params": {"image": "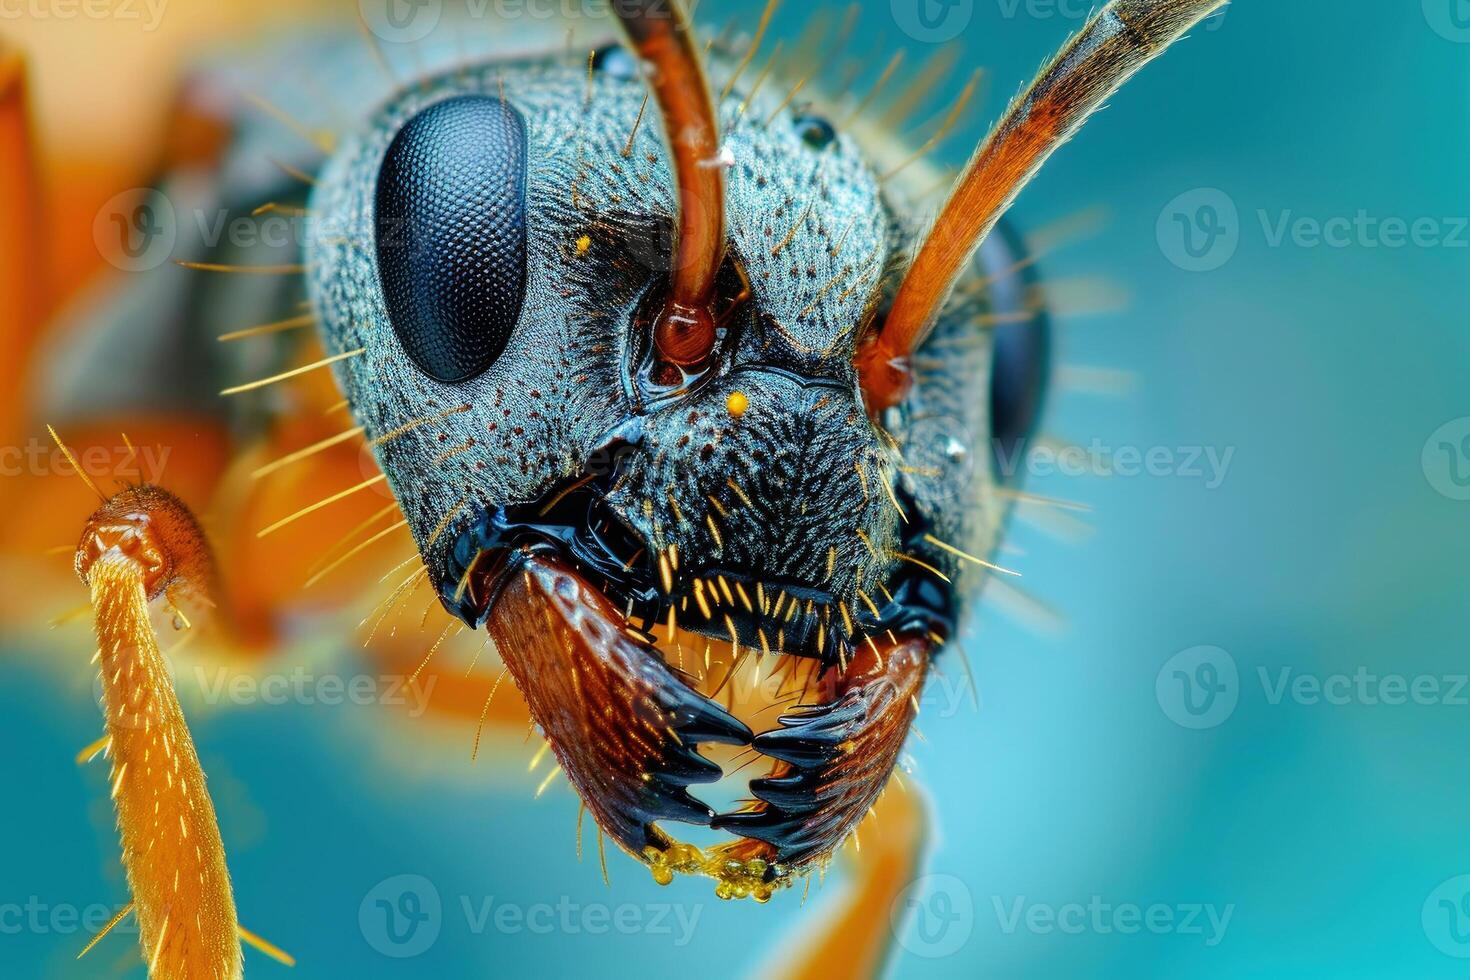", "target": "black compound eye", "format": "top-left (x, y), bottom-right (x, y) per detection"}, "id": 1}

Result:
top-left (792, 114), bottom-right (836, 150)
top-left (375, 95), bottom-right (528, 384)
top-left (982, 220), bottom-right (1051, 476)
